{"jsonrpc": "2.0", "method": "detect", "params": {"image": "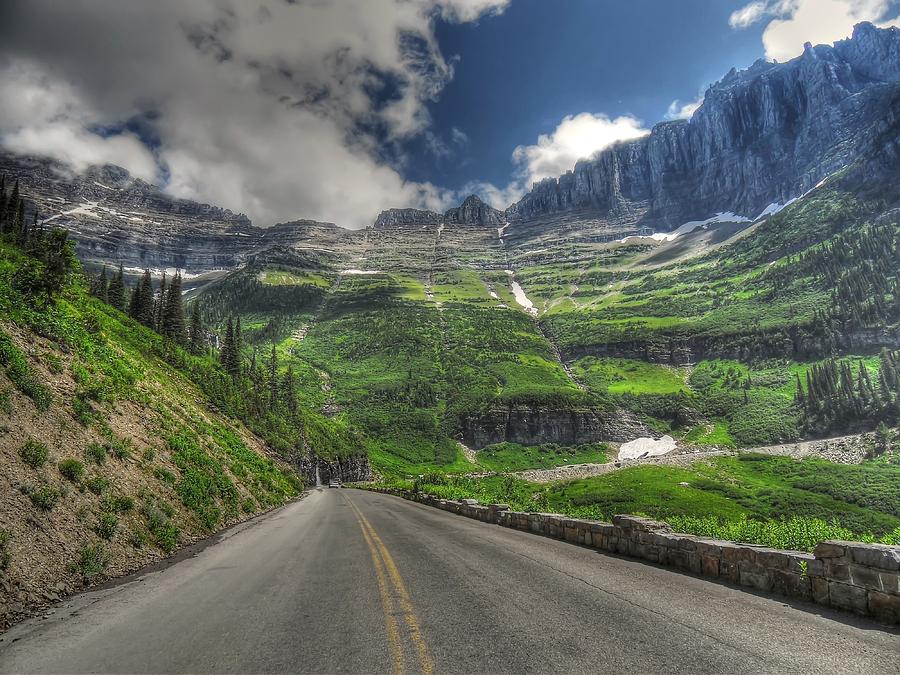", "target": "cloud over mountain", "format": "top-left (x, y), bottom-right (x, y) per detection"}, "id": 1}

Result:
top-left (0, 0), bottom-right (508, 227)
top-left (729, 0), bottom-right (899, 61)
